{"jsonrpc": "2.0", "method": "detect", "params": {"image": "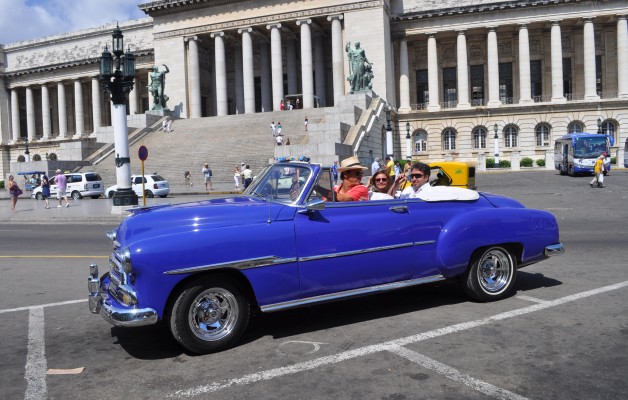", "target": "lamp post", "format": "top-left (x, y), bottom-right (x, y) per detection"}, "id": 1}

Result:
top-left (405, 122), bottom-right (412, 161)
top-left (24, 137), bottom-right (31, 162)
top-left (493, 123), bottom-right (500, 166)
top-left (99, 24), bottom-right (138, 208)
top-left (597, 117), bottom-right (602, 134)
top-left (385, 106), bottom-right (394, 158)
